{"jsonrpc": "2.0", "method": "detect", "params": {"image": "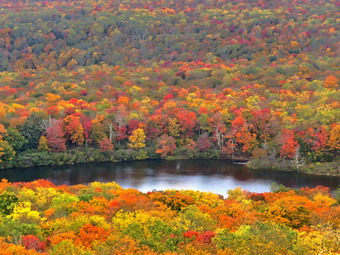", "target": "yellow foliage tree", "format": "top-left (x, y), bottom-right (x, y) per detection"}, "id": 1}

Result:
top-left (38, 136), bottom-right (49, 151)
top-left (46, 92), bottom-right (61, 103)
top-left (128, 128), bottom-right (146, 149)
top-left (168, 118), bottom-right (180, 137)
